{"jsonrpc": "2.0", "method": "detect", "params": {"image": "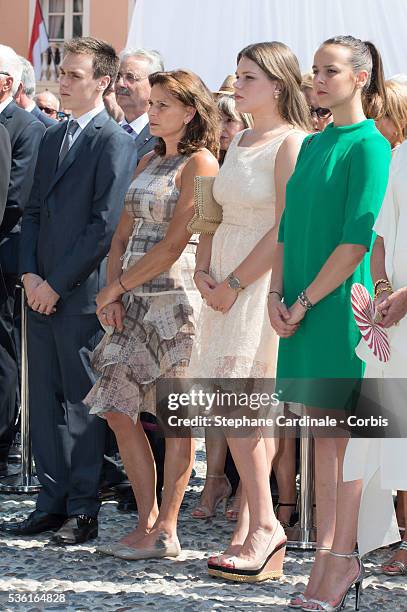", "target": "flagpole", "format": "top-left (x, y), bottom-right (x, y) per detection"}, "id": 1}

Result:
top-left (36, 0), bottom-right (58, 79)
